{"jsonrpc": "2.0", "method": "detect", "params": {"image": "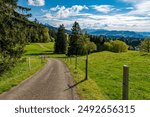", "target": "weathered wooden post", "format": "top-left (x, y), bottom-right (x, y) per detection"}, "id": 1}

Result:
top-left (41, 55), bottom-right (43, 64)
top-left (65, 56), bottom-right (66, 61)
top-left (75, 55), bottom-right (77, 69)
top-left (70, 56), bottom-right (71, 64)
top-left (85, 52), bottom-right (88, 80)
top-left (28, 57), bottom-right (31, 70)
top-left (122, 65), bottom-right (129, 100)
